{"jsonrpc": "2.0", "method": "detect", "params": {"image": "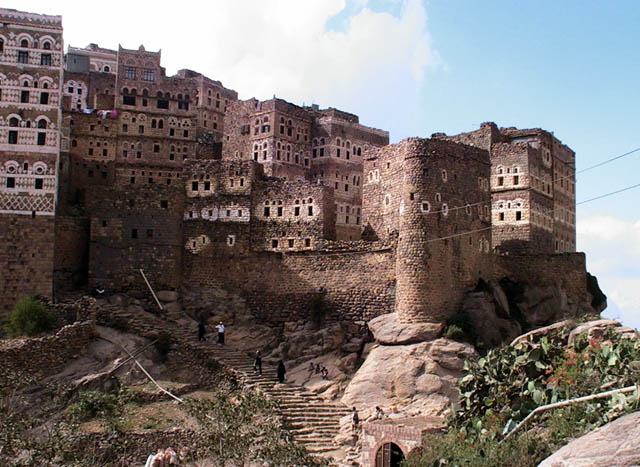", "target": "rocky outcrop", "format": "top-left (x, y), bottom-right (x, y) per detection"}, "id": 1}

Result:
top-left (341, 338), bottom-right (475, 418)
top-left (368, 313), bottom-right (443, 345)
top-left (539, 411), bottom-right (640, 467)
